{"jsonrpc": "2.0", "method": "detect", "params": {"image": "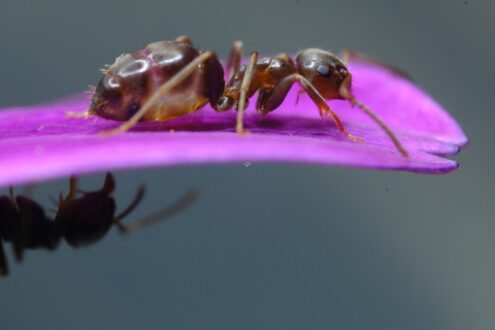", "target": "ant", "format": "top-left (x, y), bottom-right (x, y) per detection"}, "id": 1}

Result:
top-left (70, 36), bottom-right (408, 157)
top-left (0, 173), bottom-right (198, 277)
